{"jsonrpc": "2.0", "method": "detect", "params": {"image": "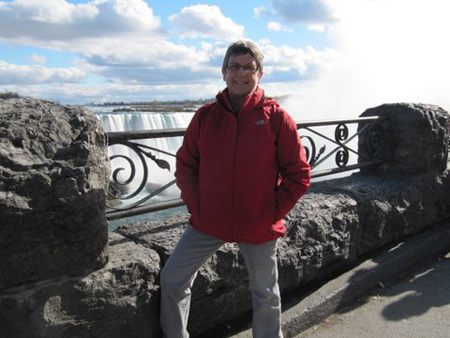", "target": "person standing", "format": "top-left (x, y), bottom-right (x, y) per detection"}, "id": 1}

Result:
top-left (160, 40), bottom-right (311, 338)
